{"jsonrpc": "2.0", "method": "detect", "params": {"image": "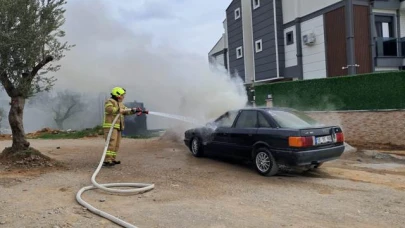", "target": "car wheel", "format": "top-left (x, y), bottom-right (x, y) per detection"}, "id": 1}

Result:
top-left (254, 147), bottom-right (278, 176)
top-left (190, 137), bottom-right (204, 157)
